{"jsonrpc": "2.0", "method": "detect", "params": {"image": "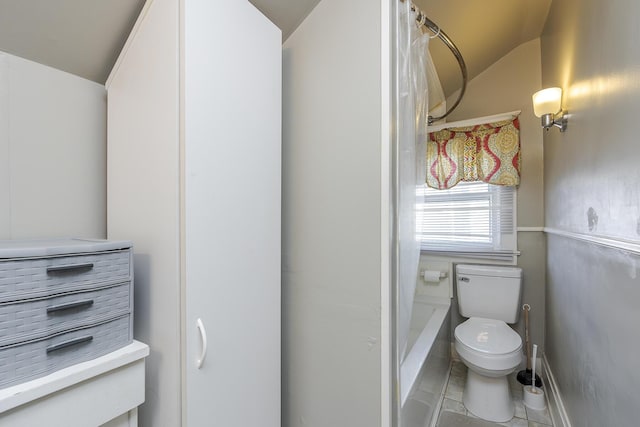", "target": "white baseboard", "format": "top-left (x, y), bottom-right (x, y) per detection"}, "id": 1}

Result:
top-left (541, 354), bottom-right (572, 427)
